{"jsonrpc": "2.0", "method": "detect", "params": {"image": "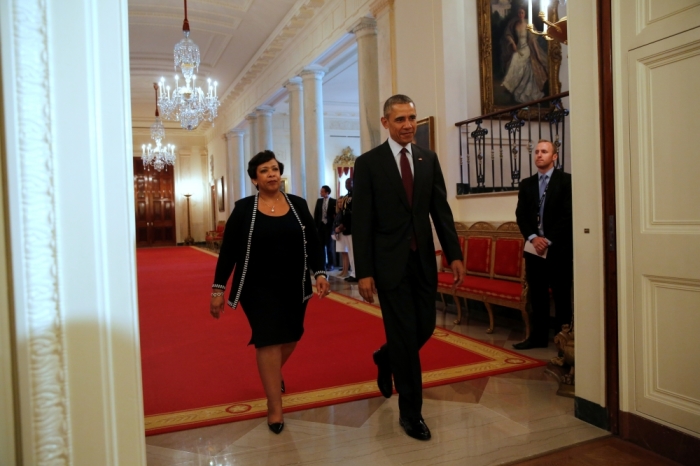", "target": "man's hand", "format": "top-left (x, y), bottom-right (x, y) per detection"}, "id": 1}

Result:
top-left (531, 236), bottom-right (549, 255)
top-left (358, 277), bottom-right (377, 304)
top-left (450, 260), bottom-right (465, 289)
